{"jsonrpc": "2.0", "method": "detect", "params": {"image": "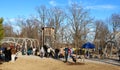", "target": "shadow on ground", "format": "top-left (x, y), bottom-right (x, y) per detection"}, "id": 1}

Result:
top-left (66, 61), bottom-right (85, 65)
